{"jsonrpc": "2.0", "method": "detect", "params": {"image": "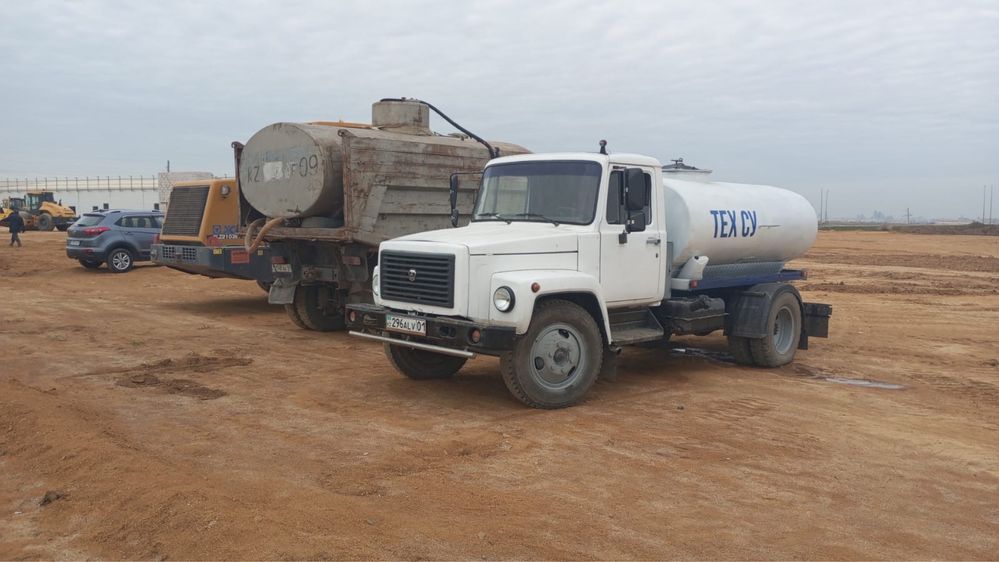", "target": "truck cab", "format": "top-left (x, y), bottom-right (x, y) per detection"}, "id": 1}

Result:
top-left (348, 152), bottom-right (831, 409)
